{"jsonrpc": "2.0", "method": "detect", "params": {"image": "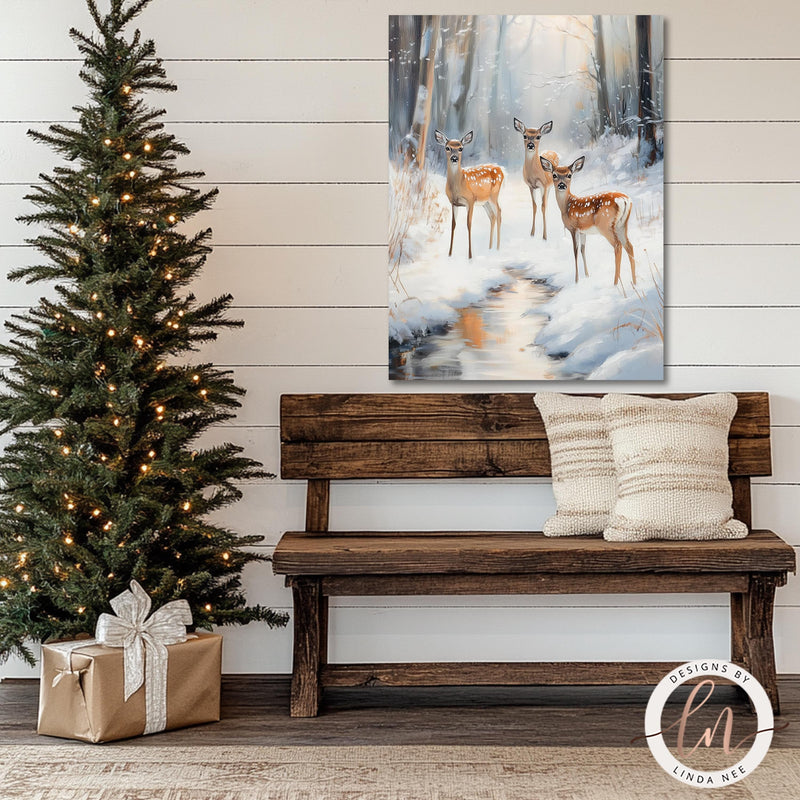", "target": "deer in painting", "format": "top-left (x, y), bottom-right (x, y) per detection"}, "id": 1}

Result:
top-left (540, 156), bottom-right (636, 286)
top-left (434, 130), bottom-right (504, 259)
top-left (513, 118), bottom-right (559, 240)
